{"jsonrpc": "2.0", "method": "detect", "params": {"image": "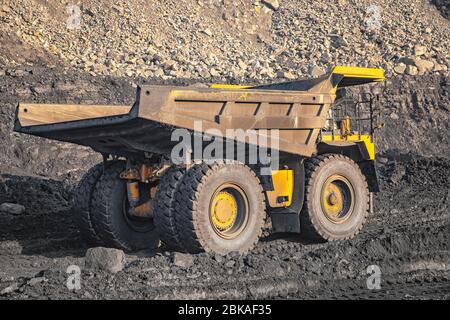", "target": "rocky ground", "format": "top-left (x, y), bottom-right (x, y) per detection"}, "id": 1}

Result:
top-left (0, 0), bottom-right (449, 300)
top-left (0, 148), bottom-right (449, 299)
